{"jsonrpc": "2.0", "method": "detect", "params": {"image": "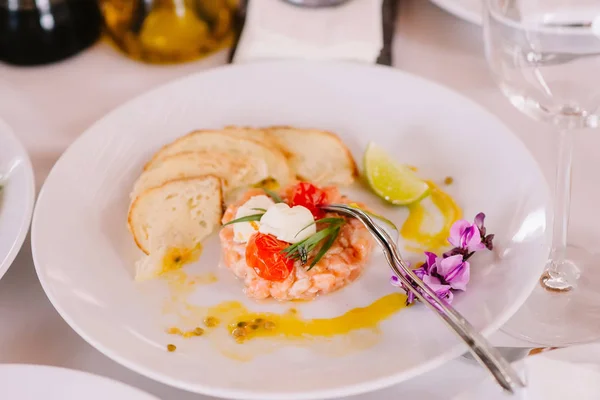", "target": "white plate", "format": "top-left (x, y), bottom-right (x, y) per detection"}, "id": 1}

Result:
top-left (454, 343), bottom-right (600, 399)
top-left (430, 0), bottom-right (482, 25)
top-left (32, 61), bottom-right (551, 400)
top-left (0, 364), bottom-right (158, 400)
top-left (0, 118), bottom-right (35, 281)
